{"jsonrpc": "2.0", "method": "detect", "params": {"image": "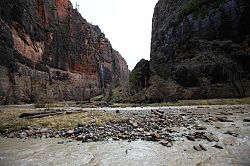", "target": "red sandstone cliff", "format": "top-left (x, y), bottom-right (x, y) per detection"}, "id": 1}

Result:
top-left (0, 0), bottom-right (129, 104)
